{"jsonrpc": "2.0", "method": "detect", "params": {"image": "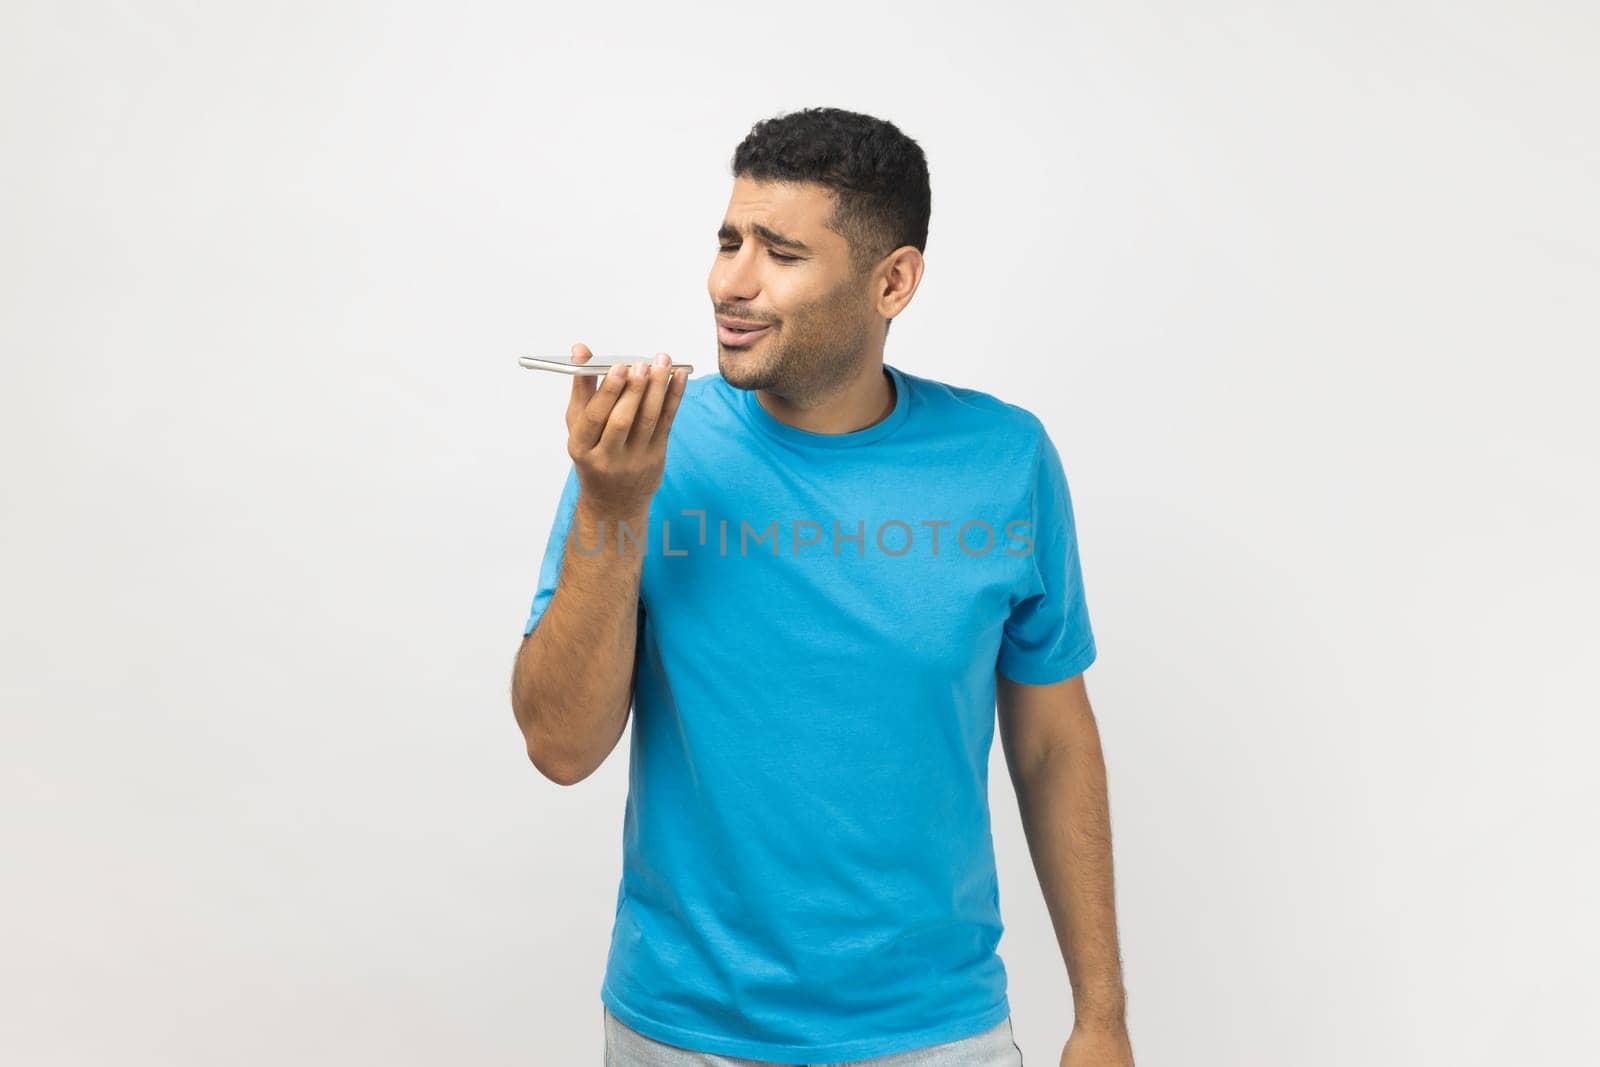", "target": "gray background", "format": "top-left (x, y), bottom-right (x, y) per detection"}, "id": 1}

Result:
top-left (3, 2), bottom-right (1596, 1064)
